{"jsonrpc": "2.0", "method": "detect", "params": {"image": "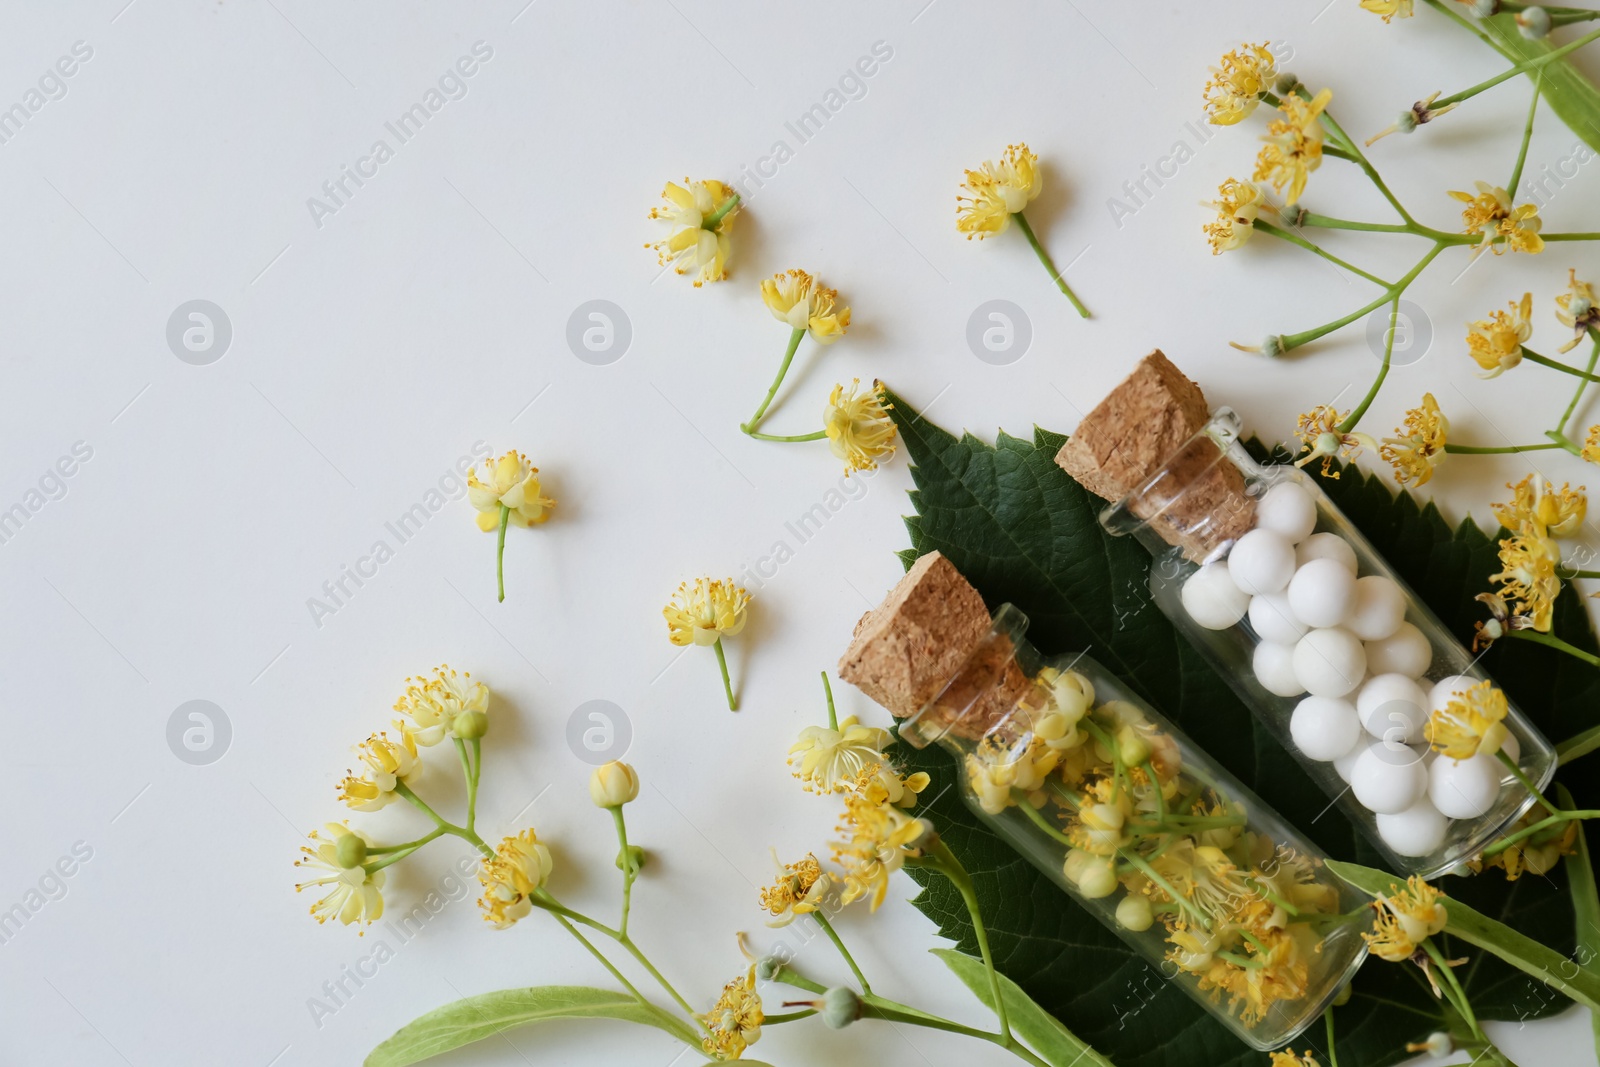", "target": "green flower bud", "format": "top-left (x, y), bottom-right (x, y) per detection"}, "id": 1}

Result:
top-left (454, 709), bottom-right (489, 740)
top-left (1115, 895), bottom-right (1153, 932)
top-left (821, 987), bottom-right (861, 1029)
top-left (1116, 724), bottom-right (1150, 768)
top-left (755, 956), bottom-right (783, 982)
top-left (335, 831), bottom-right (368, 869)
top-left (615, 844), bottom-right (646, 874)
